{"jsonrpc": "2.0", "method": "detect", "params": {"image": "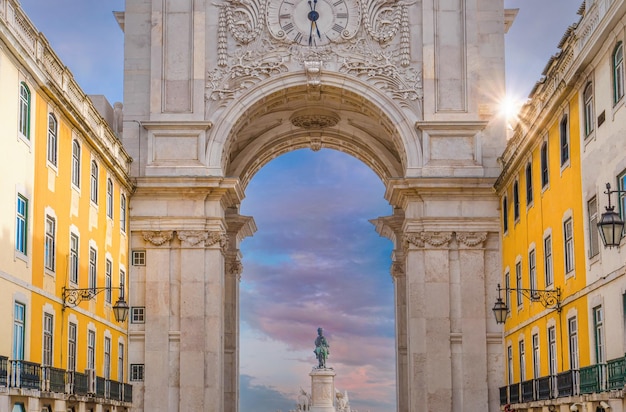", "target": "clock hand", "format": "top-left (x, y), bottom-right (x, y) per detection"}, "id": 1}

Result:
top-left (315, 21), bottom-right (321, 39)
top-left (309, 21), bottom-right (314, 46)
